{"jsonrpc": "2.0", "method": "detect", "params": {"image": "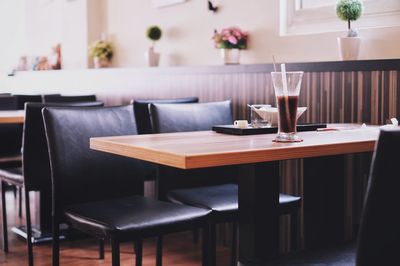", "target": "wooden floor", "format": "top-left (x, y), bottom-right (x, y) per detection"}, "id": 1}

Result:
top-left (0, 190), bottom-right (230, 266)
